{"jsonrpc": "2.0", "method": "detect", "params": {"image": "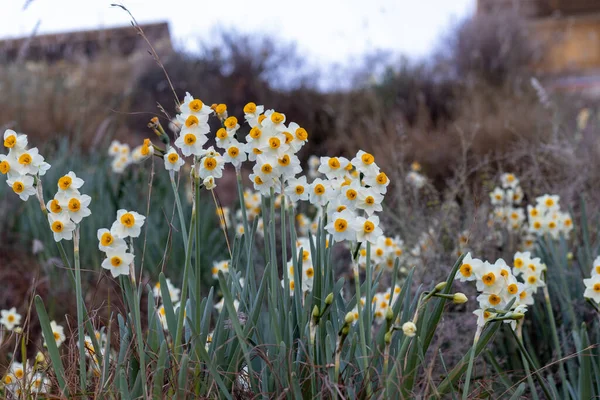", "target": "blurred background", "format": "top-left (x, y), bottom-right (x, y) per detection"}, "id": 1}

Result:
top-left (2, 0), bottom-right (600, 347)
